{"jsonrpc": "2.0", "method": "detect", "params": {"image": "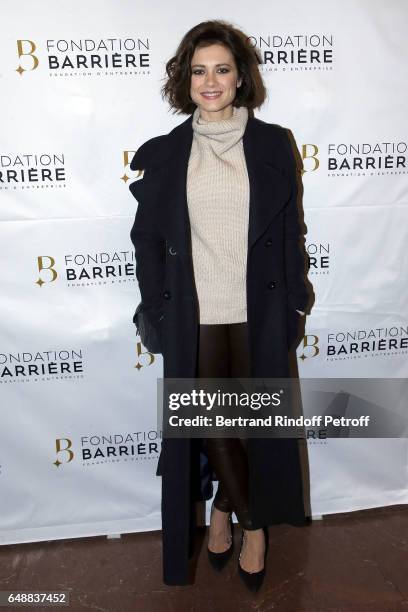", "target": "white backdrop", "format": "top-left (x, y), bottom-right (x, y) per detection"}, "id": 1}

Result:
top-left (1, 0), bottom-right (407, 544)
